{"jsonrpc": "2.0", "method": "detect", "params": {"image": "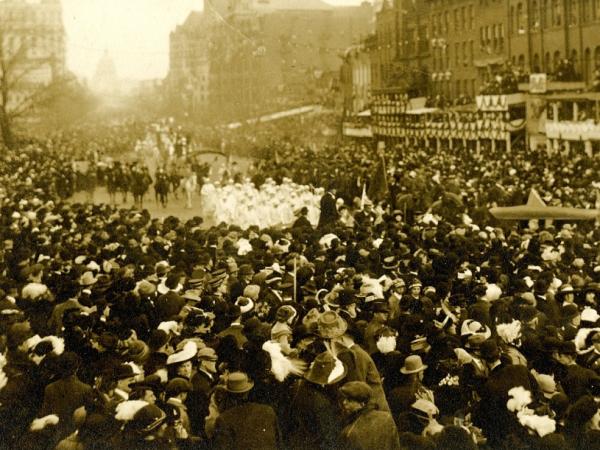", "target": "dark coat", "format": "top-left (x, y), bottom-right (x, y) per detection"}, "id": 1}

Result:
top-left (340, 405), bottom-right (401, 450)
top-left (212, 402), bottom-right (281, 450)
top-left (286, 380), bottom-right (342, 450)
top-left (318, 192), bottom-right (339, 229)
top-left (338, 344), bottom-right (390, 412)
top-left (39, 375), bottom-right (93, 441)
